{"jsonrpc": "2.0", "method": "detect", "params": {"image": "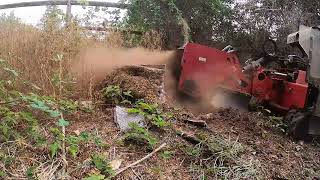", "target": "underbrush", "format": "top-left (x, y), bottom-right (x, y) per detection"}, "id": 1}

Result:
top-left (101, 84), bottom-right (263, 179)
top-left (0, 12), bottom-right (167, 179)
top-left (0, 59), bottom-right (107, 178)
